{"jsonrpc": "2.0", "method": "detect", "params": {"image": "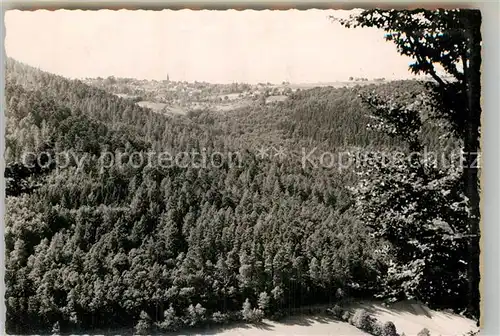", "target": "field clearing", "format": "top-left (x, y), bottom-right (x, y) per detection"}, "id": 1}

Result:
top-left (168, 105), bottom-right (188, 115)
top-left (135, 99), bottom-right (257, 115)
top-left (115, 93), bottom-right (135, 99)
top-left (81, 317), bottom-right (370, 336)
top-left (266, 95), bottom-right (288, 103)
top-left (137, 100), bottom-right (167, 111)
top-left (80, 301), bottom-right (476, 336)
top-left (186, 300), bottom-right (477, 336)
top-left (210, 93), bottom-right (242, 101)
top-left (186, 317), bottom-right (371, 336)
top-left (348, 300), bottom-right (477, 336)
top-left (136, 101), bottom-right (190, 115)
top-left (213, 100), bottom-right (254, 112)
